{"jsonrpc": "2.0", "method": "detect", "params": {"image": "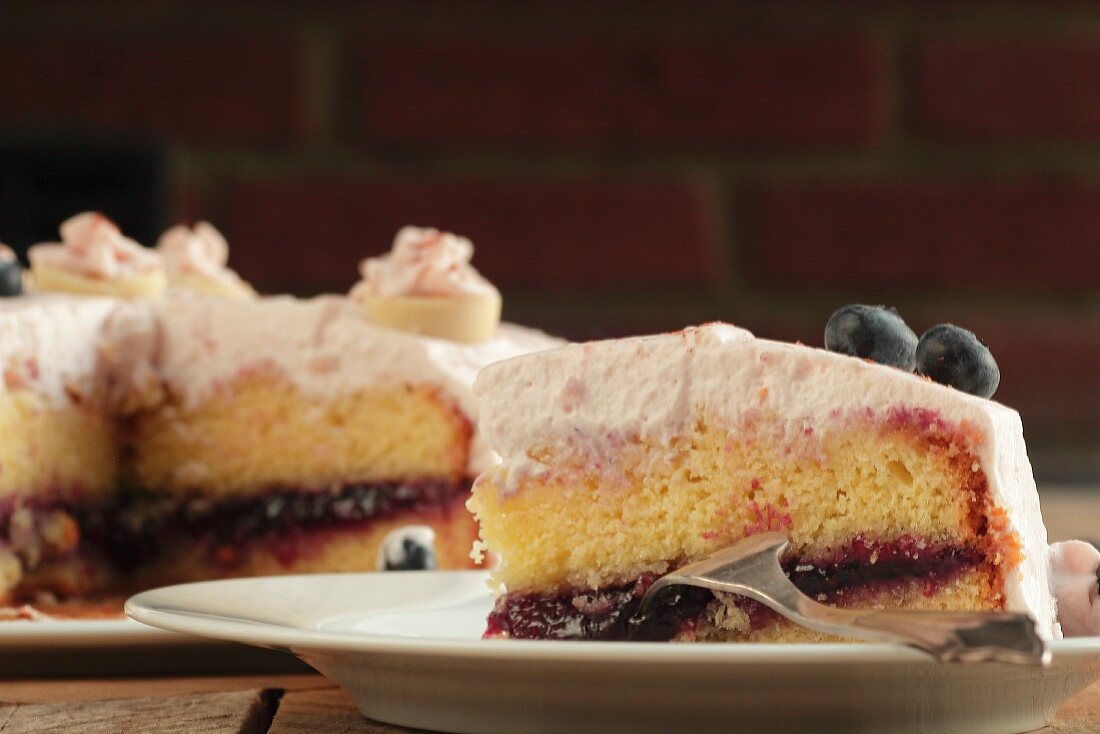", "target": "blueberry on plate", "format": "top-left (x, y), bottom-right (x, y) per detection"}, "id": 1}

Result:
top-left (824, 304), bottom-right (918, 370)
top-left (0, 257), bottom-right (23, 297)
top-left (915, 324), bottom-right (1000, 398)
top-left (379, 525), bottom-right (437, 571)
